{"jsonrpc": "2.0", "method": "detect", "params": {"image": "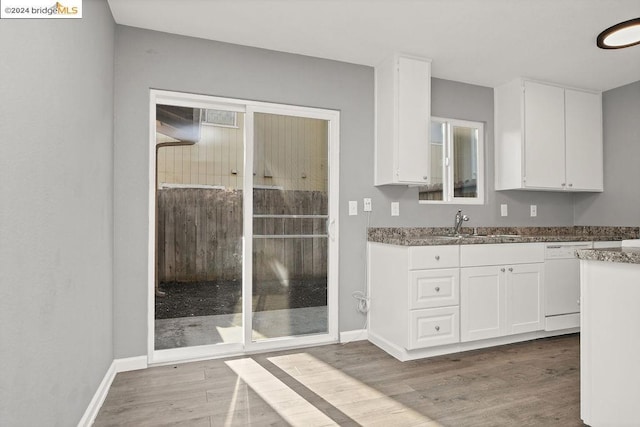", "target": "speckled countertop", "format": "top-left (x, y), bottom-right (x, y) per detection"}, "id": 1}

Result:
top-left (576, 247), bottom-right (640, 265)
top-left (368, 226), bottom-right (640, 246)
